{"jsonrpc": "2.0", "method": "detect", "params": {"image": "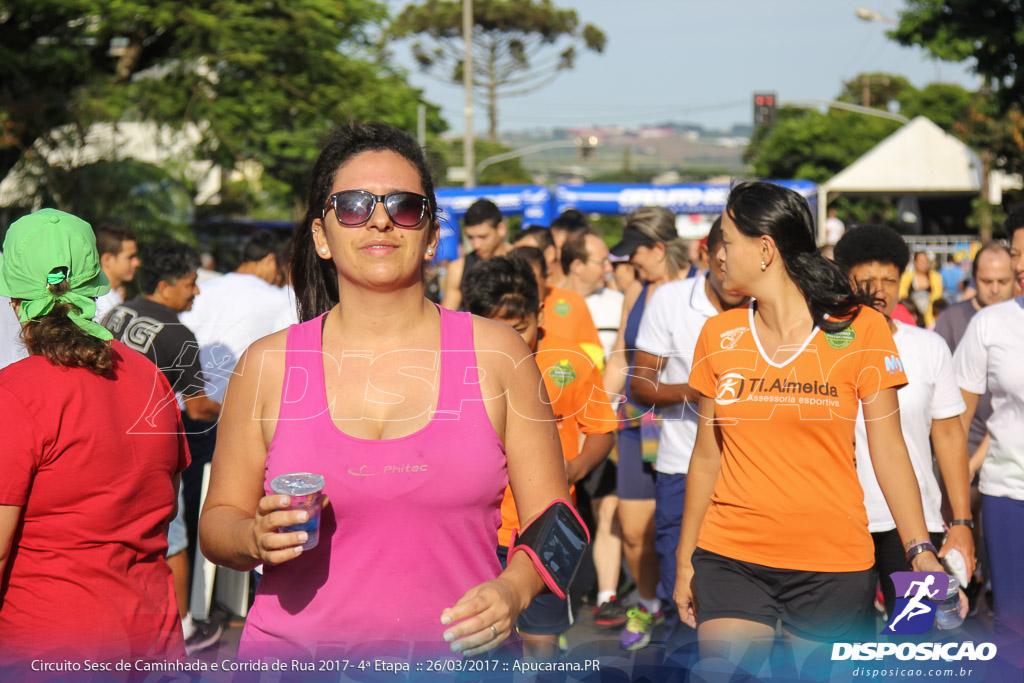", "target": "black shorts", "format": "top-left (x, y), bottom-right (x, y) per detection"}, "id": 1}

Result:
top-left (691, 547), bottom-right (875, 642)
top-left (579, 457), bottom-right (617, 500)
